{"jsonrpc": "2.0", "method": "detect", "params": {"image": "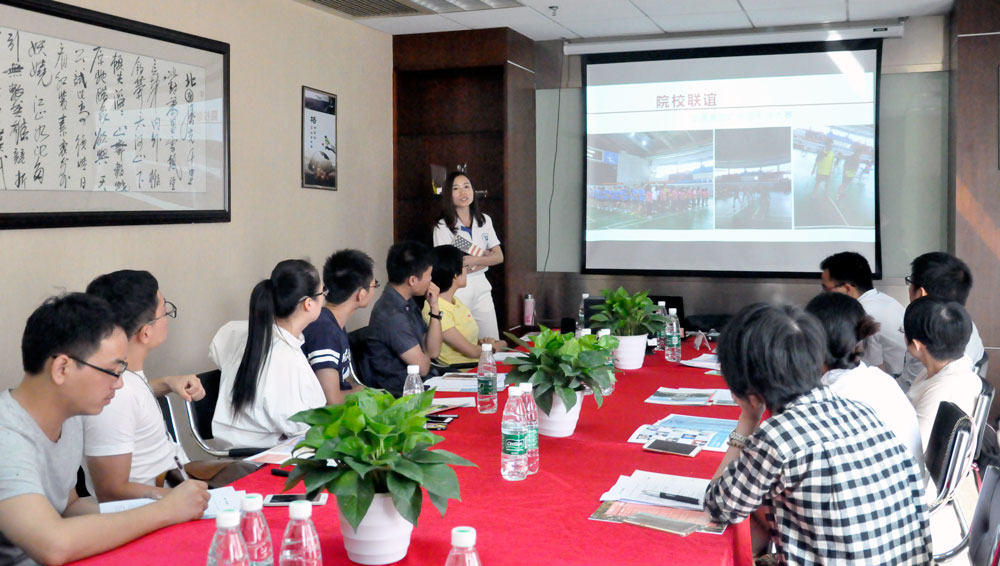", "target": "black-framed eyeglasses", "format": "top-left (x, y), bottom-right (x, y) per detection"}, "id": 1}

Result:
top-left (66, 355), bottom-right (128, 378)
top-left (301, 286), bottom-right (328, 302)
top-left (821, 282), bottom-right (845, 292)
top-left (145, 300), bottom-right (177, 325)
top-left (370, 278), bottom-right (381, 289)
top-left (904, 275), bottom-right (913, 286)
